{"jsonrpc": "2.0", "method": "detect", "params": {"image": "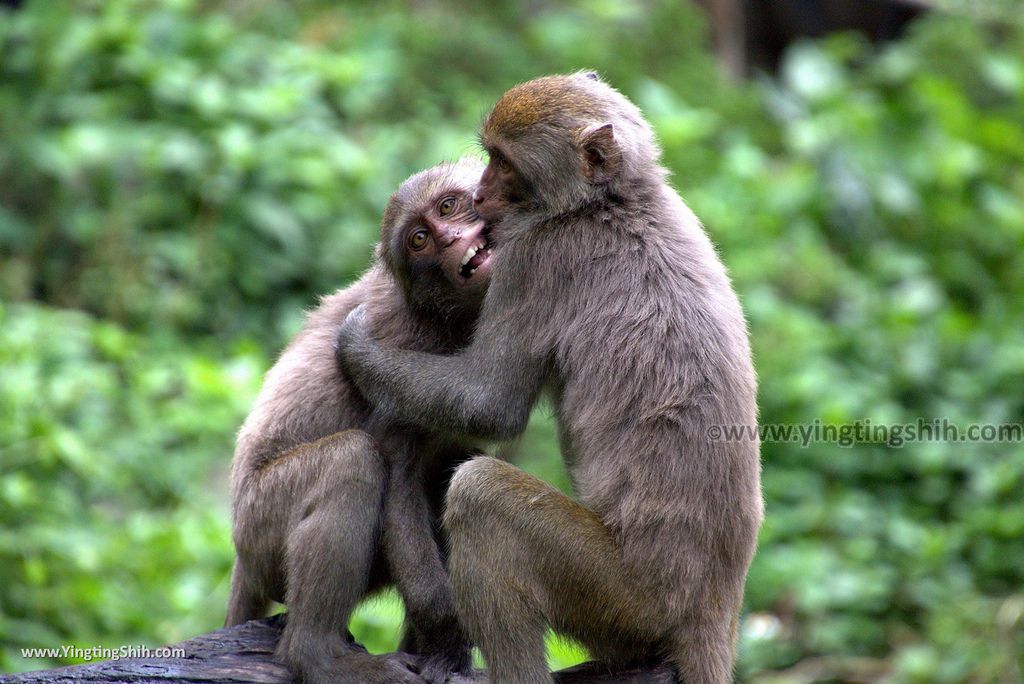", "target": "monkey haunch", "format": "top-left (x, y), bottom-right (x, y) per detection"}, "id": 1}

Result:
top-left (337, 73), bottom-right (763, 684)
top-left (227, 159), bottom-right (492, 684)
